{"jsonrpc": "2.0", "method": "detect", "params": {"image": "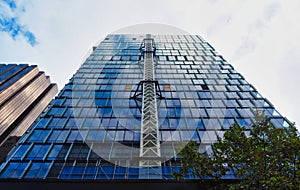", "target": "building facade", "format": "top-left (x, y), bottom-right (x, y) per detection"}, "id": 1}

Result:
top-left (0, 64), bottom-right (58, 163)
top-left (0, 35), bottom-right (291, 183)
